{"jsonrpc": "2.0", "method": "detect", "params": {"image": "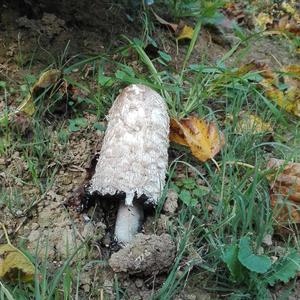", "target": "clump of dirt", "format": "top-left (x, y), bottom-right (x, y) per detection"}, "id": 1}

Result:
top-left (163, 188), bottom-right (179, 215)
top-left (109, 233), bottom-right (176, 276)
